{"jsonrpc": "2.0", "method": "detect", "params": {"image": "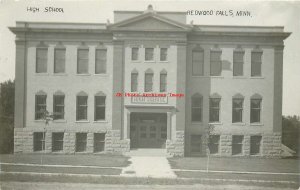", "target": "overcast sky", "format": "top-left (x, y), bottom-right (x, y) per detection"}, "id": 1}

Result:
top-left (0, 0), bottom-right (299, 116)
